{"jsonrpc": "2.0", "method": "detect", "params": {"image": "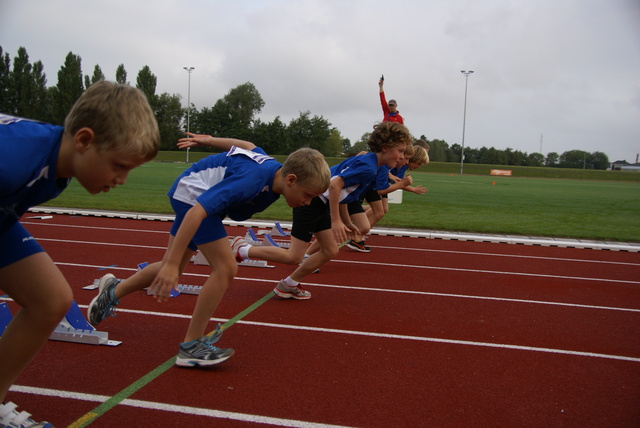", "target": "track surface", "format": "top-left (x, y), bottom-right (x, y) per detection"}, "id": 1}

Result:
top-left (2, 214), bottom-right (639, 427)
